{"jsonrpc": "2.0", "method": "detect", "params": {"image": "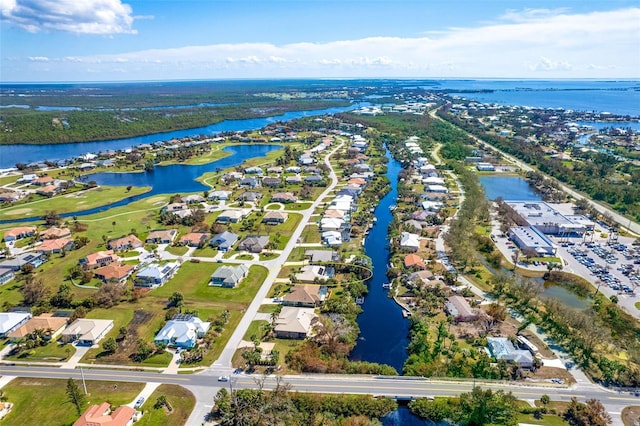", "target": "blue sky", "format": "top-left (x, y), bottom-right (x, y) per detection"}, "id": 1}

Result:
top-left (1, 0), bottom-right (639, 82)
